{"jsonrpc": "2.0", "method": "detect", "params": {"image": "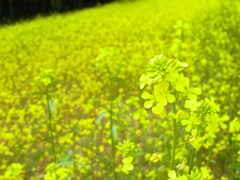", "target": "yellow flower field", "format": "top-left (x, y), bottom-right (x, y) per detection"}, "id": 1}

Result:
top-left (0, 0), bottom-right (239, 179)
